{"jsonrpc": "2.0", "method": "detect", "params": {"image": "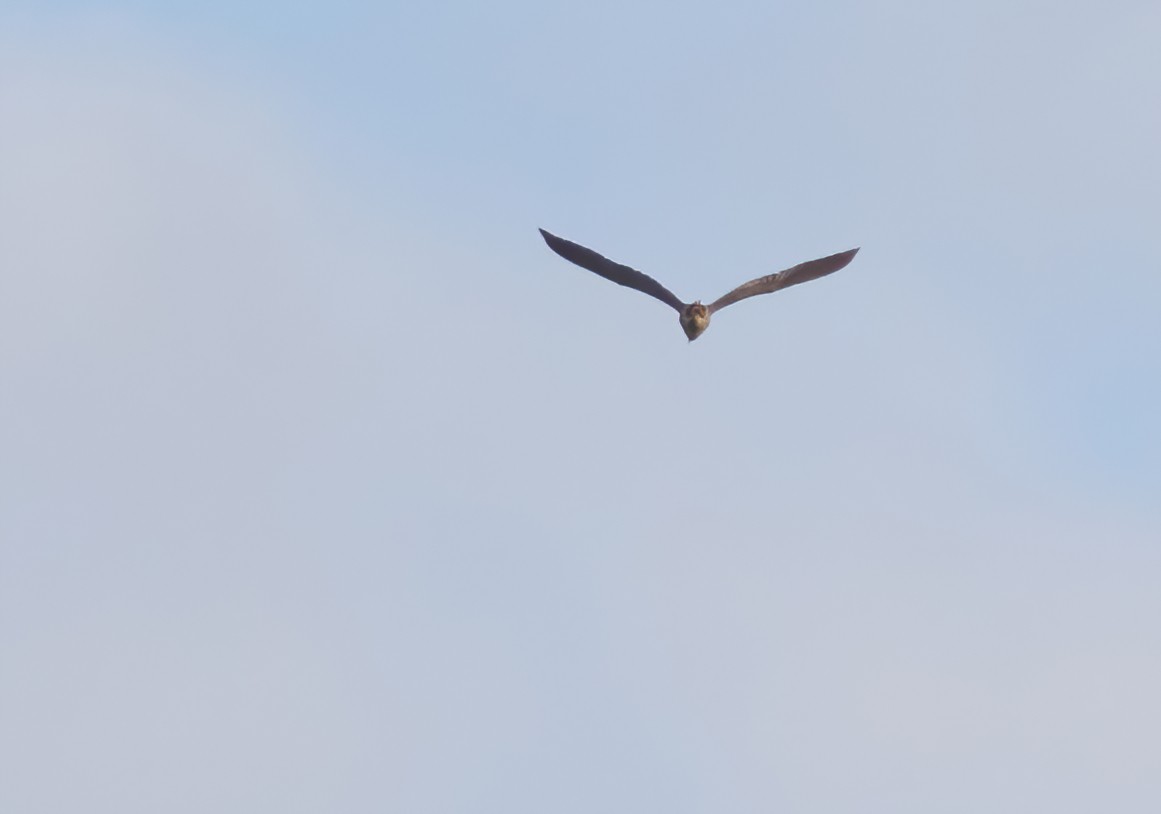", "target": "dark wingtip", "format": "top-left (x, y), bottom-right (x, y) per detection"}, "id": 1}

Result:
top-left (836, 246), bottom-right (860, 268)
top-left (538, 228), bottom-right (564, 254)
